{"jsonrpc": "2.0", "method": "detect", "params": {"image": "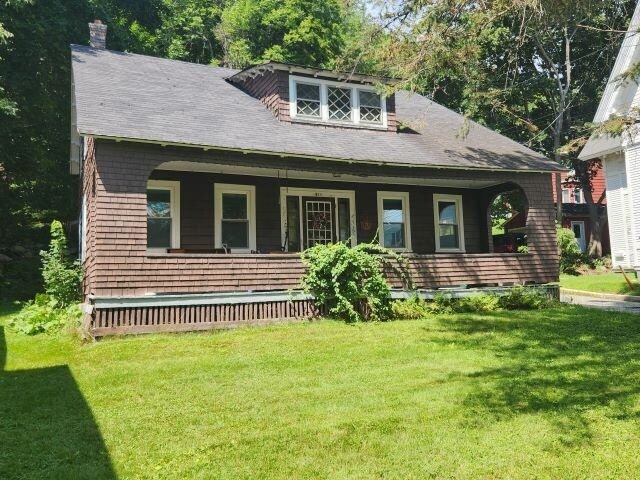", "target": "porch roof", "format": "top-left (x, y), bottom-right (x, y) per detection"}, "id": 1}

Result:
top-left (71, 45), bottom-right (561, 173)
